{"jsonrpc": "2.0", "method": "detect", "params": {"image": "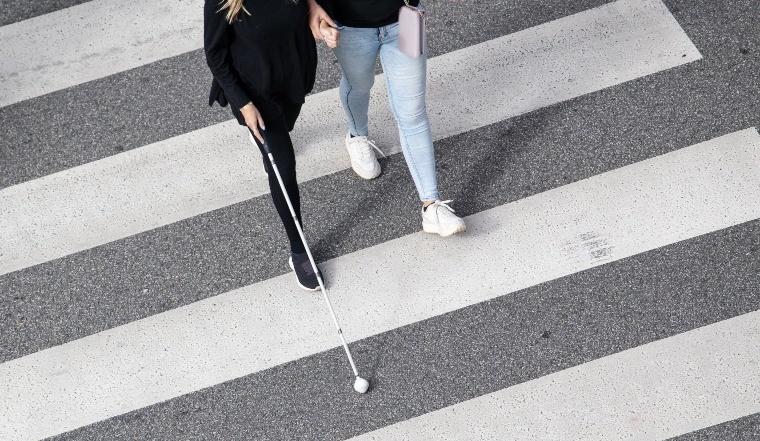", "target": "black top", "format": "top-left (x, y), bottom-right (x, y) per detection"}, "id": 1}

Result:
top-left (204, 0), bottom-right (317, 127)
top-left (320, 0), bottom-right (420, 28)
